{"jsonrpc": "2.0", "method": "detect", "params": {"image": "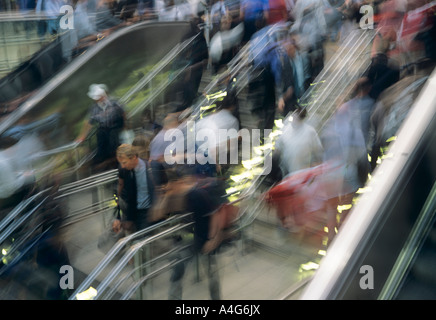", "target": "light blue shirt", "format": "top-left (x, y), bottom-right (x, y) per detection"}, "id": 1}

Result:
top-left (134, 158), bottom-right (151, 209)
